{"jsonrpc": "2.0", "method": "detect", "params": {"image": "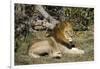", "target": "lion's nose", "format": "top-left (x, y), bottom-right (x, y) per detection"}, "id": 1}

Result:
top-left (69, 38), bottom-right (73, 42)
